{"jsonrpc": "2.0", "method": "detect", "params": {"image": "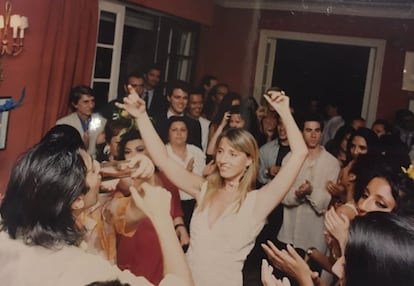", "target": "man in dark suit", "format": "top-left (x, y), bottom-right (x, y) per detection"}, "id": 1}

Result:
top-left (152, 80), bottom-right (202, 149)
top-left (143, 64), bottom-right (169, 117)
top-left (98, 71), bottom-right (145, 121)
